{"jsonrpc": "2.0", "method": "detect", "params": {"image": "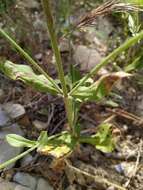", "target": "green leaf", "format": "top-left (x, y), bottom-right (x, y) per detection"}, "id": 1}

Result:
top-left (37, 132), bottom-right (77, 158)
top-left (124, 56), bottom-right (143, 72)
top-left (69, 65), bottom-right (81, 86)
top-left (124, 0), bottom-right (143, 5)
top-left (127, 12), bottom-right (141, 36)
top-left (0, 0), bottom-right (15, 13)
top-left (72, 72), bottom-right (130, 102)
top-left (38, 131), bottom-right (49, 146)
top-left (0, 61), bottom-right (59, 95)
top-left (6, 134), bottom-right (37, 148)
top-left (103, 99), bottom-right (119, 108)
top-left (95, 123), bottom-right (112, 143)
top-left (74, 123), bottom-right (82, 137)
top-left (95, 137), bottom-right (115, 153)
top-left (65, 65), bottom-right (82, 90)
top-left (79, 123), bottom-right (115, 153)
top-left (94, 123), bottom-right (115, 152)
